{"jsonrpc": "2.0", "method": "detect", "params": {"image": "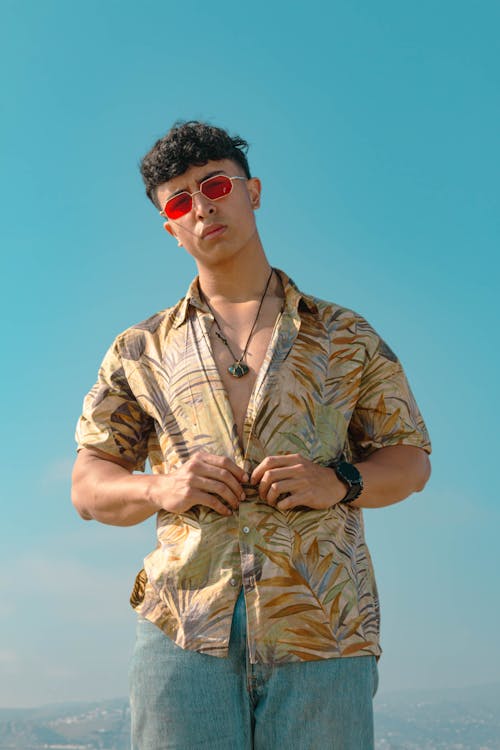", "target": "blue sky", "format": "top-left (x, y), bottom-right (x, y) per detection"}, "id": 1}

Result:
top-left (1, 1), bottom-right (498, 707)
